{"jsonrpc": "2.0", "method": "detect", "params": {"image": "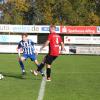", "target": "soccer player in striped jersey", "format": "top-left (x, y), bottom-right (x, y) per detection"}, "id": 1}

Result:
top-left (17, 33), bottom-right (44, 76)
